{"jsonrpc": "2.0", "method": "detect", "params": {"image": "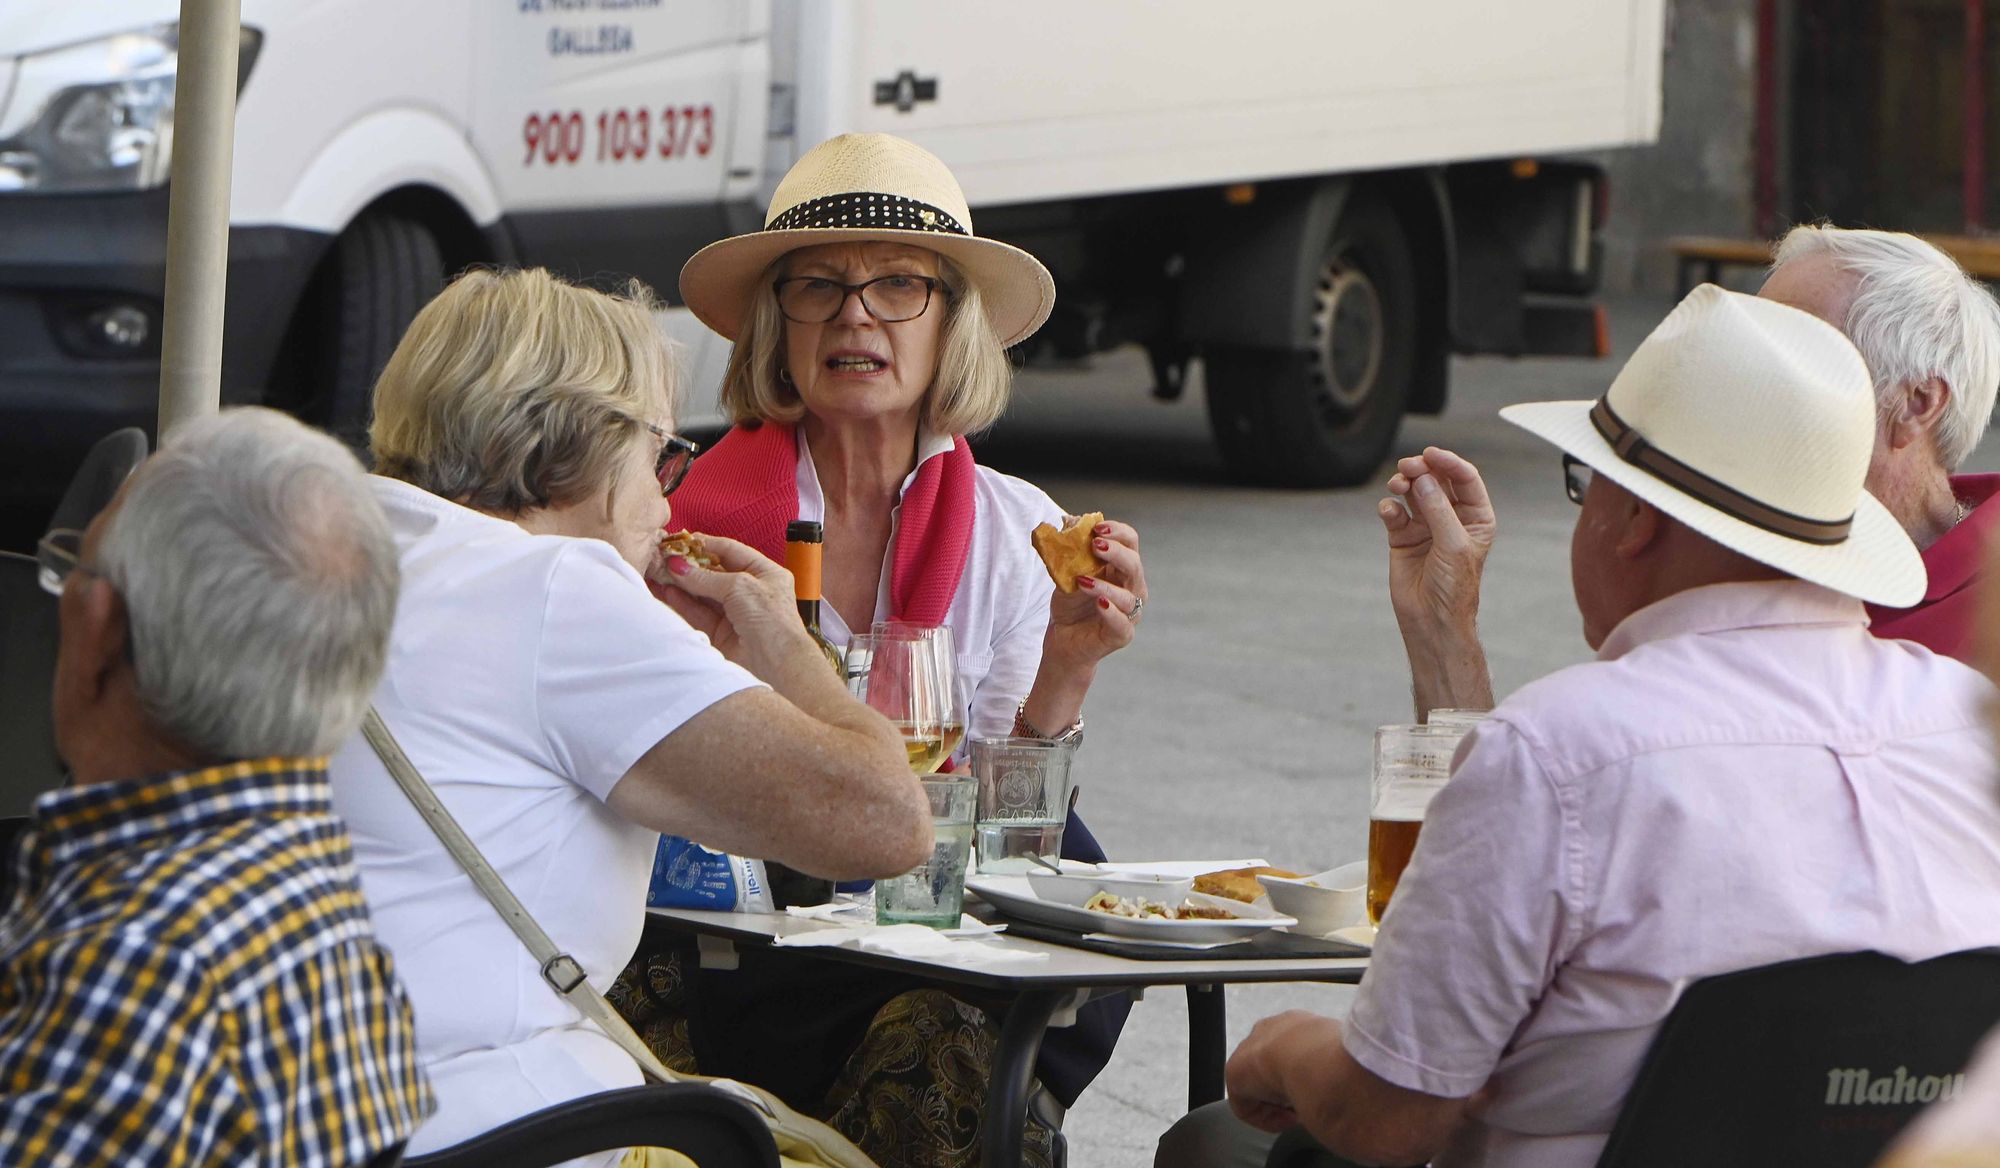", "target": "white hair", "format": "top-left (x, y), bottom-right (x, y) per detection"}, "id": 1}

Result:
top-left (1772, 225), bottom-right (2000, 470)
top-left (96, 407), bottom-right (398, 759)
